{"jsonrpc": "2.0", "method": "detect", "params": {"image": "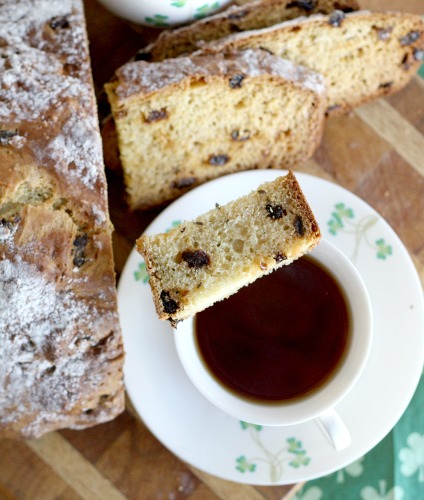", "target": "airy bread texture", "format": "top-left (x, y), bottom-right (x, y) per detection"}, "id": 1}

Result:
top-left (201, 10), bottom-right (424, 112)
top-left (0, 0), bottom-right (124, 438)
top-left (136, 0), bottom-right (359, 62)
top-left (137, 171), bottom-right (321, 324)
top-left (105, 49), bottom-right (326, 210)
